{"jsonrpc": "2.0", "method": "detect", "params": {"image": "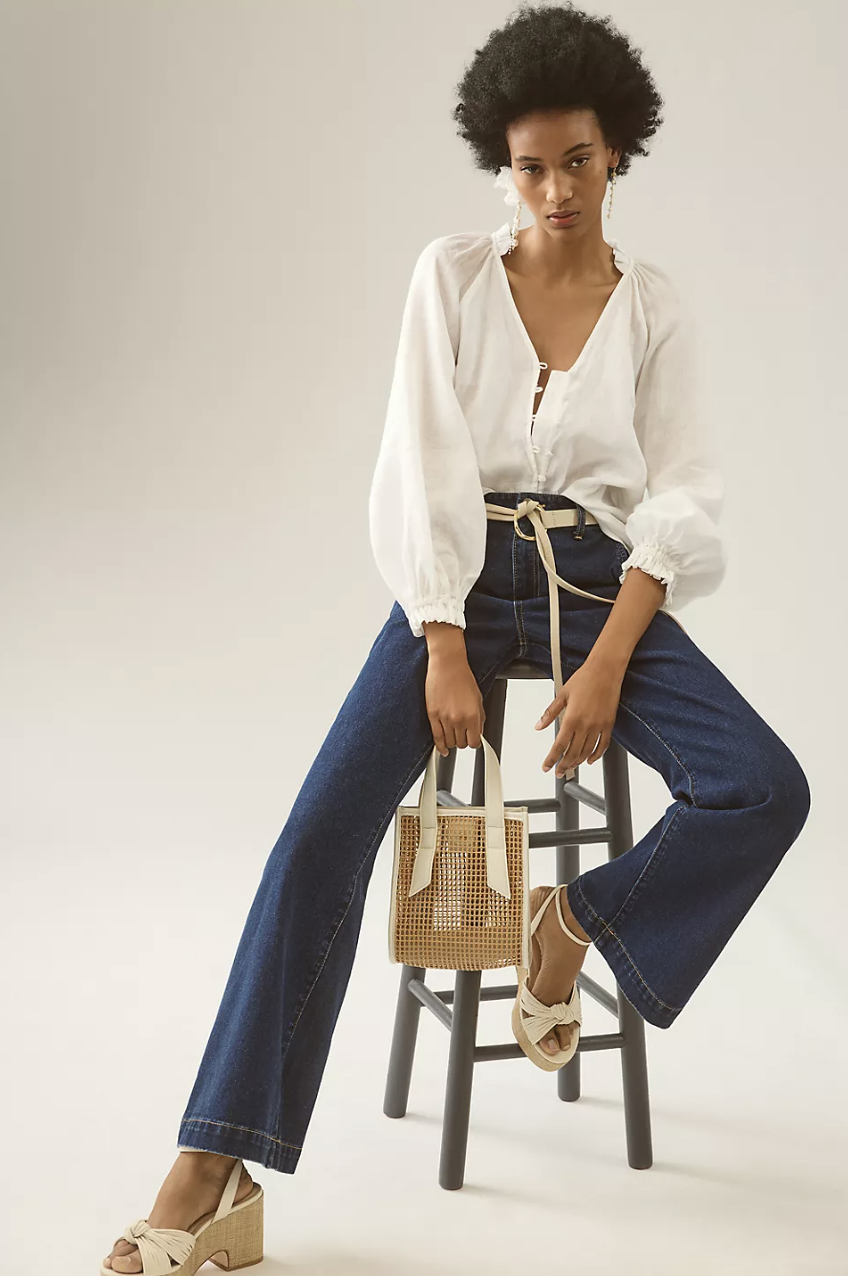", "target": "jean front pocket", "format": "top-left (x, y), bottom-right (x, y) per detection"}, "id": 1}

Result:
top-left (546, 523), bottom-right (619, 596)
